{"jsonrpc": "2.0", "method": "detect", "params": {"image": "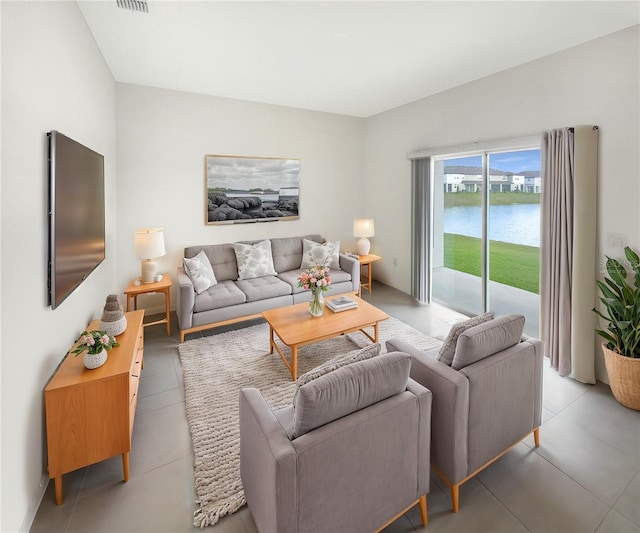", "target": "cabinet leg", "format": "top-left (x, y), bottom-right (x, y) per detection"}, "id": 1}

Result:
top-left (54, 476), bottom-right (63, 505)
top-left (122, 452), bottom-right (130, 482)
